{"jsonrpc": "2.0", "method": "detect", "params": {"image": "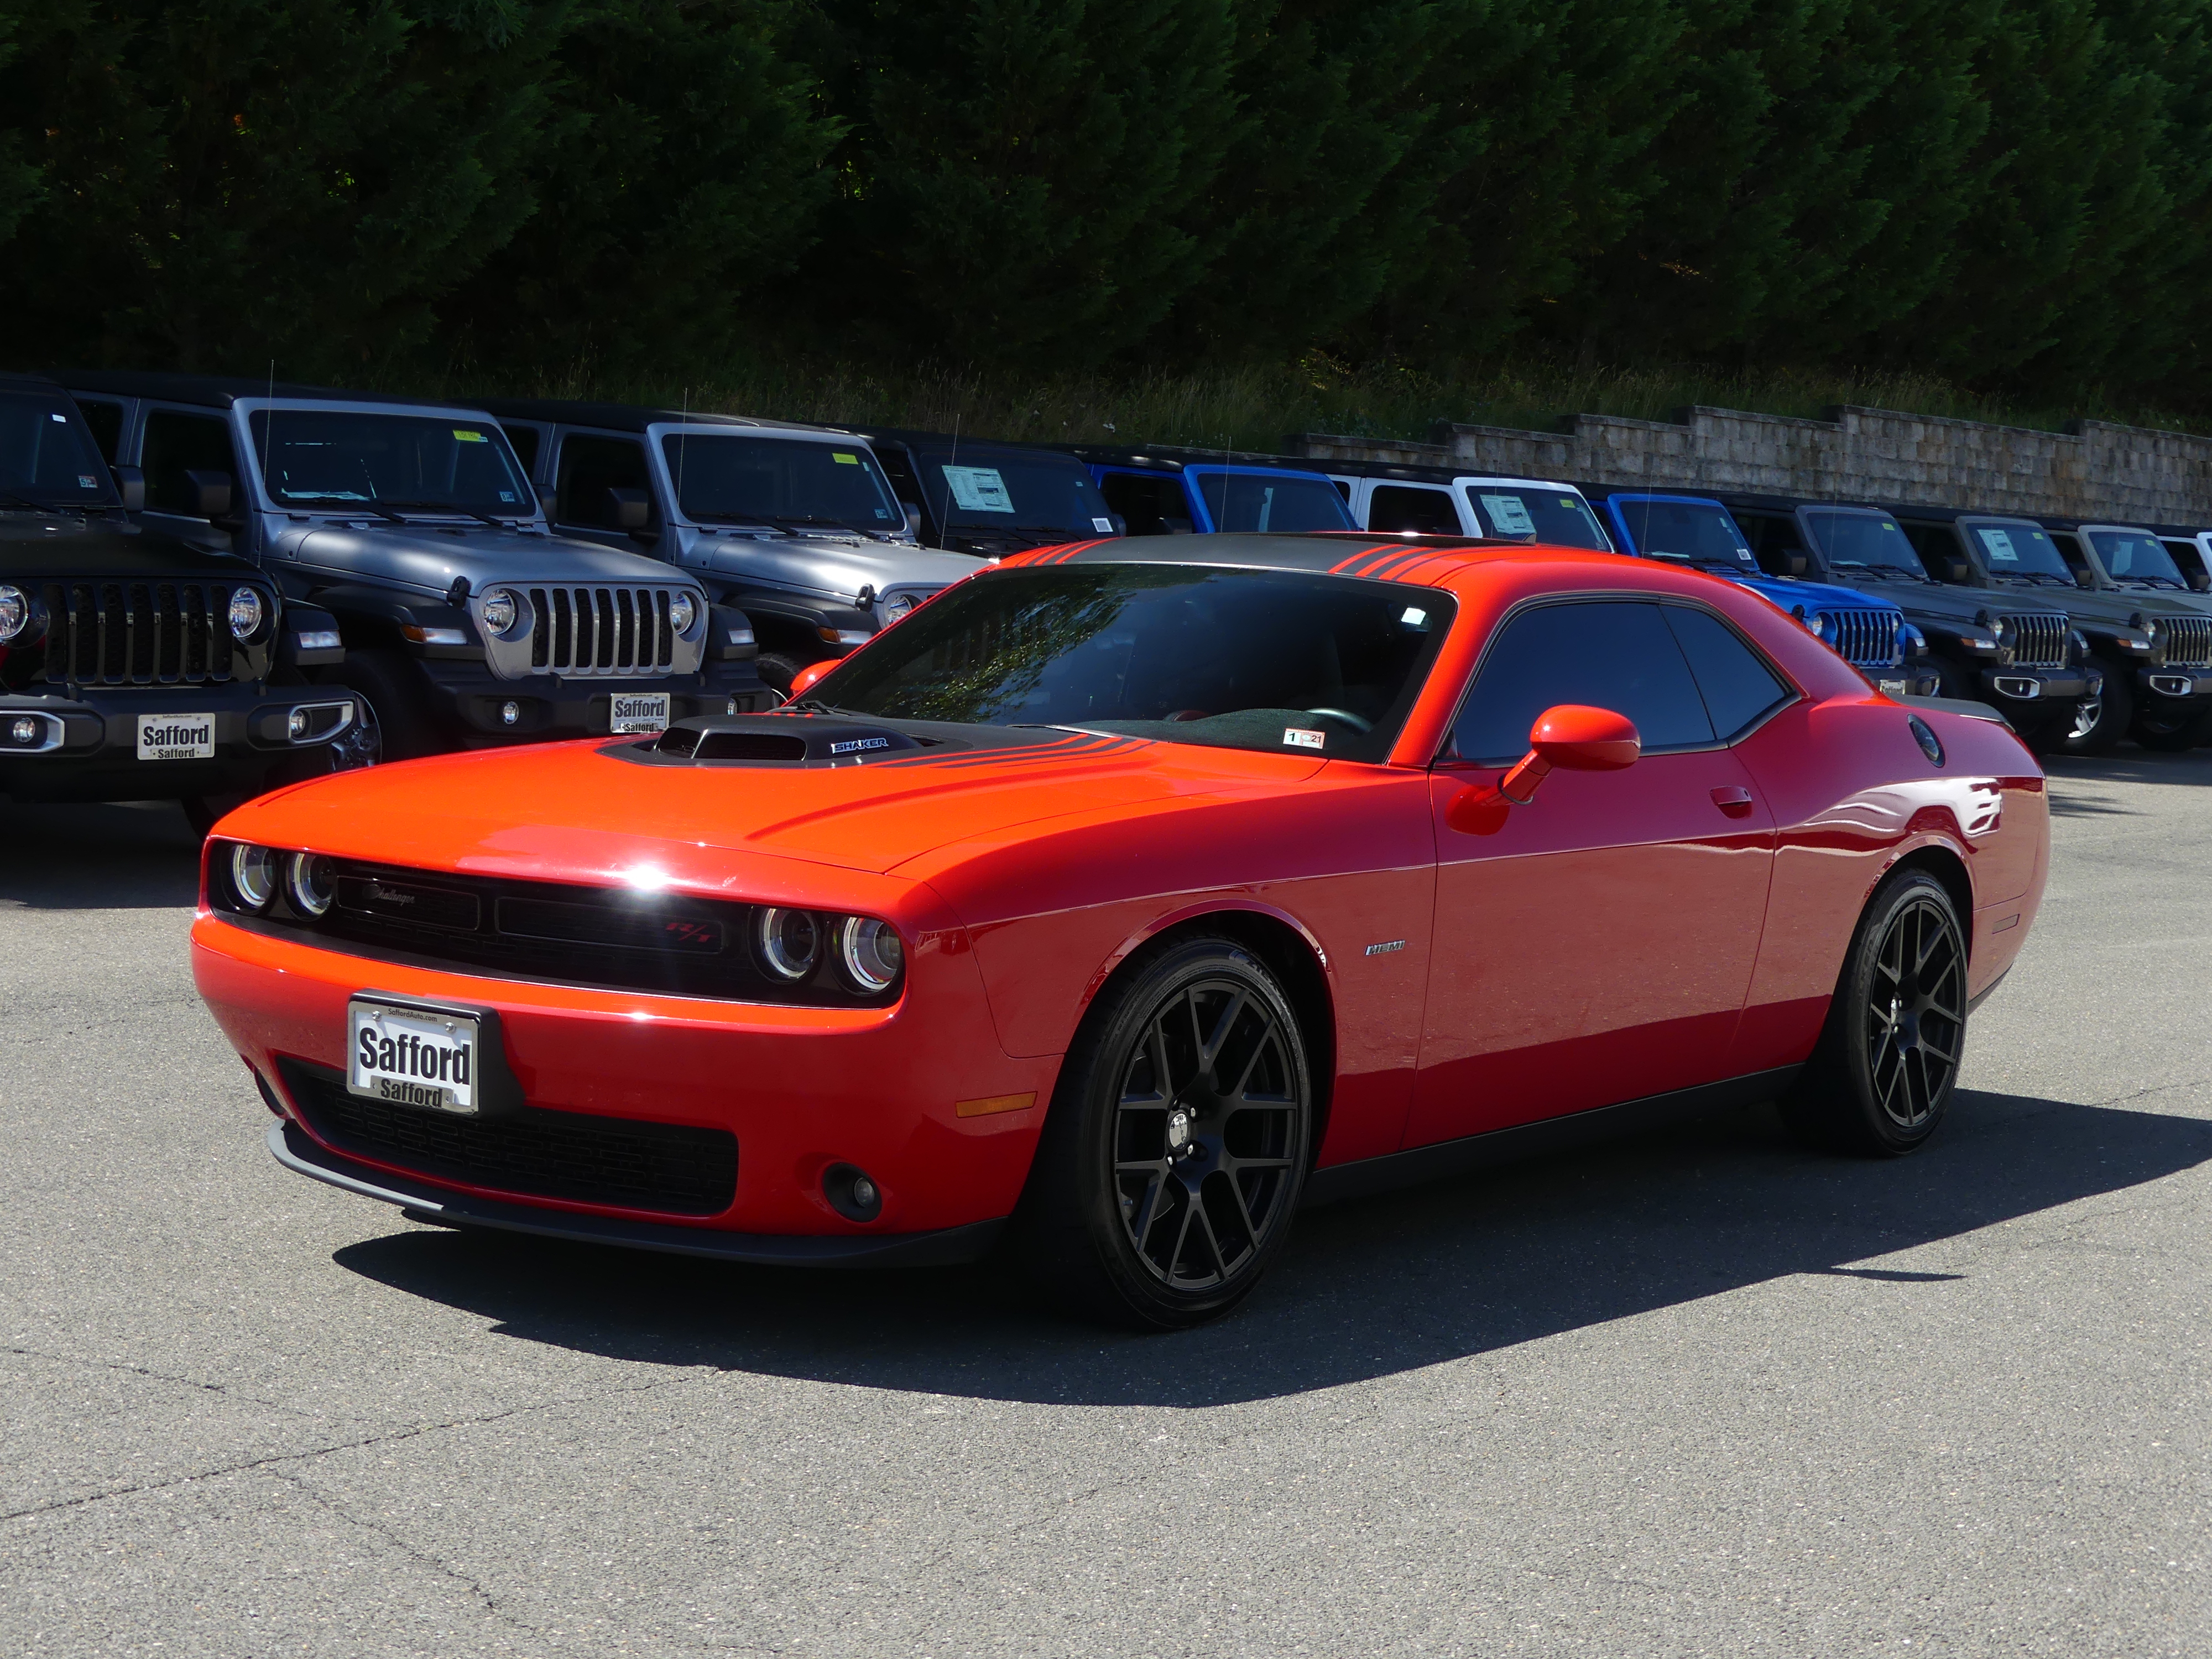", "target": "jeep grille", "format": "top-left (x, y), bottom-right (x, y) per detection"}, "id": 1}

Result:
top-left (2161, 613), bottom-right (2212, 668)
top-left (526, 586), bottom-right (677, 677)
top-left (1823, 608), bottom-right (1900, 669)
top-left (40, 581), bottom-right (239, 686)
top-left (1999, 612), bottom-right (2069, 669)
